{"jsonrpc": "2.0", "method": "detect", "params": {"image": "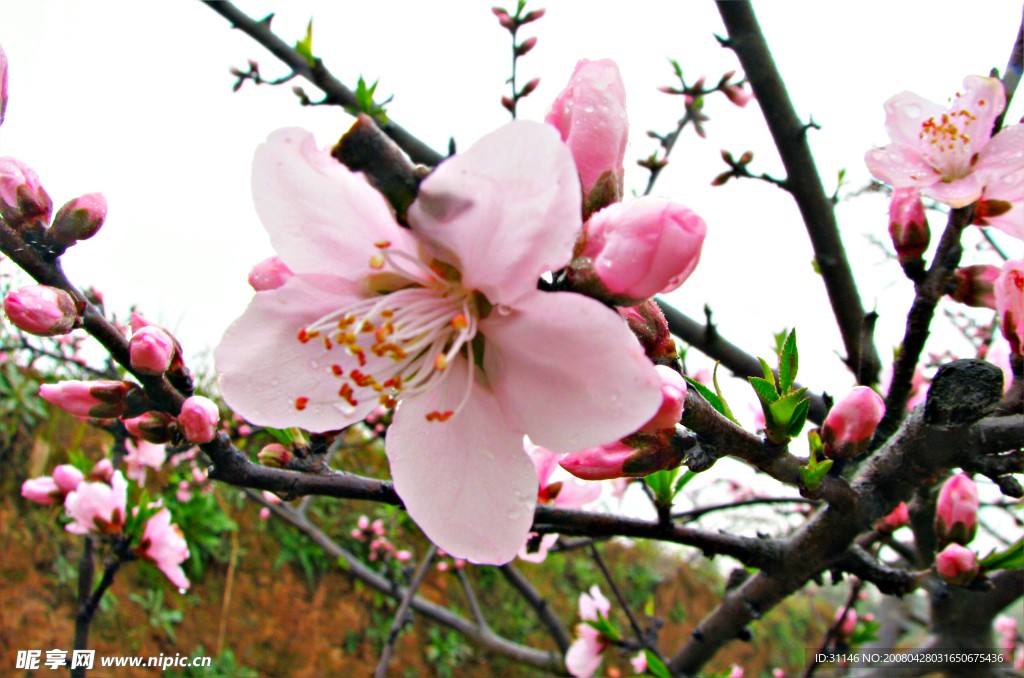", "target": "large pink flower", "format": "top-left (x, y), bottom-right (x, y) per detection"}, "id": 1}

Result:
top-left (865, 76), bottom-right (1024, 209)
top-left (215, 122), bottom-right (661, 565)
